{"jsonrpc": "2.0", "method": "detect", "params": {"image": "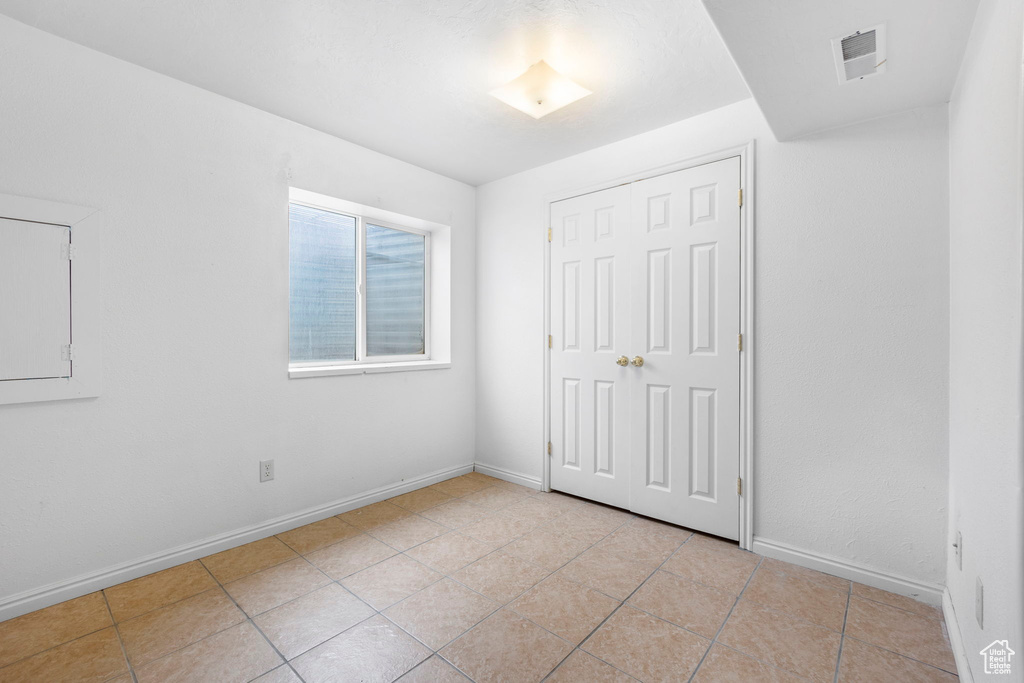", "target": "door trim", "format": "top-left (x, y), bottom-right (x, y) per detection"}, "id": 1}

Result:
top-left (541, 141), bottom-right (756, 550)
